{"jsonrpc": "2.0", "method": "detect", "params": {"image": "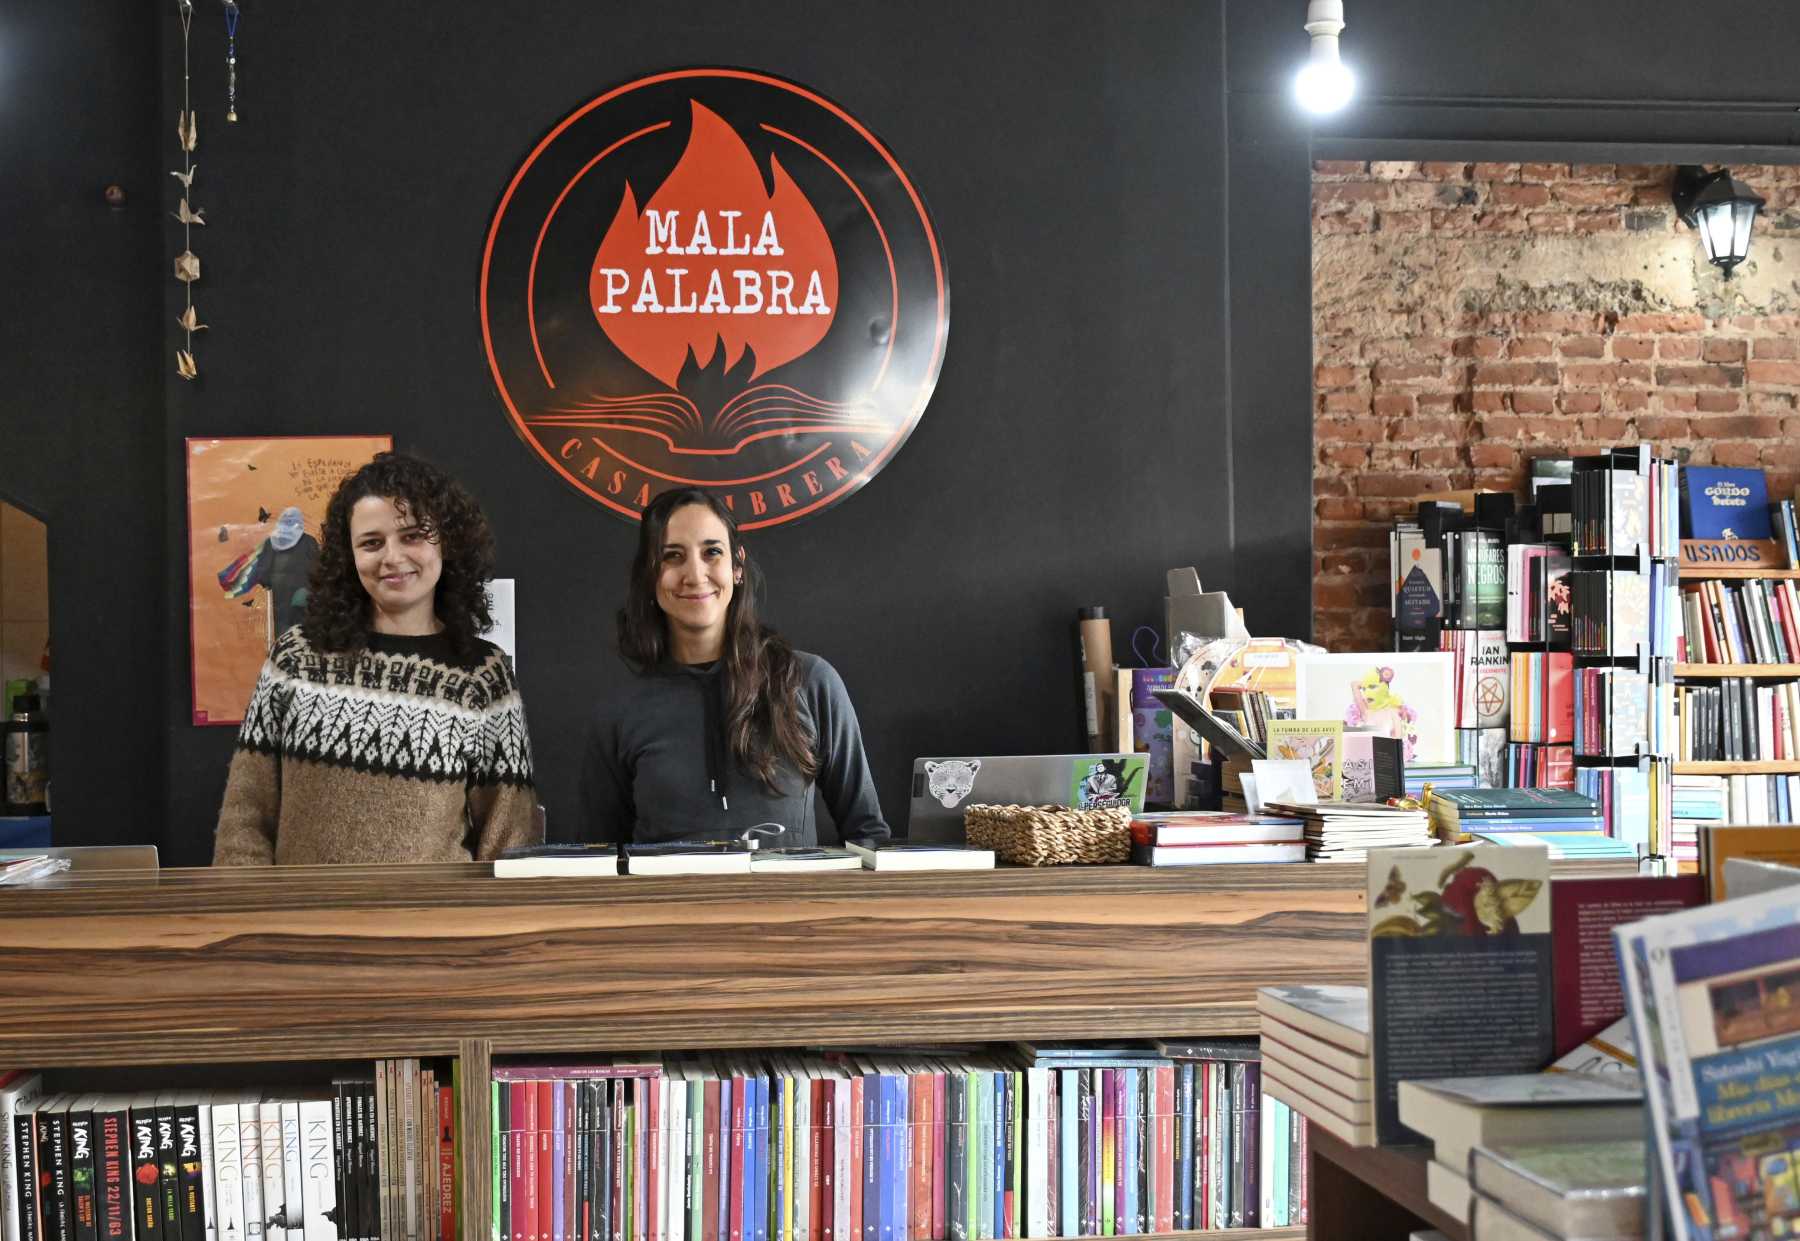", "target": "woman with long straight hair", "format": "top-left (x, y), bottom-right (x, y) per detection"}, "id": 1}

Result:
top-left (580, 487), bottom-right (889, 847)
